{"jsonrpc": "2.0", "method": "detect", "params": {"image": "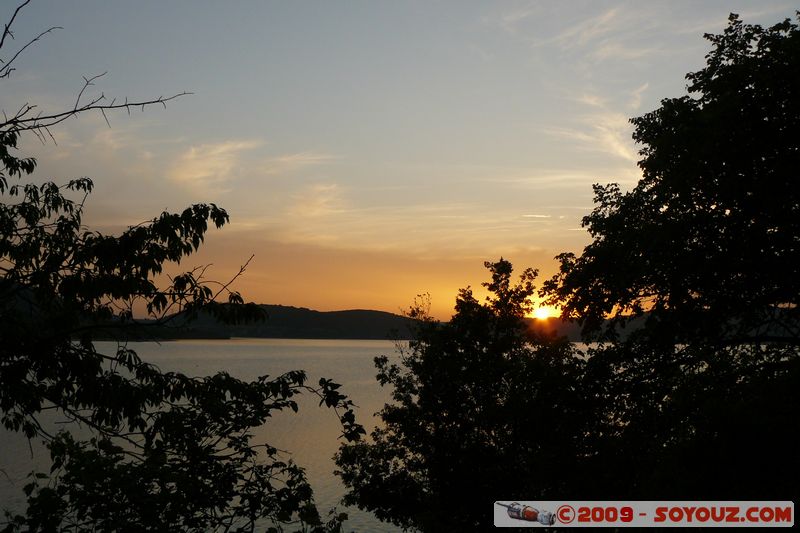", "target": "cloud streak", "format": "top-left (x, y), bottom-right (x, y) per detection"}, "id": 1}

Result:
top-left (547, 82), bottom-right (659, 165)
top-left (628, 83), bottom-right (650, 111)
top-left (550, 7), bottom-right (622, 49)
top-left (259, 152), bottom-right (339, 176)
top-left (545, 110), bottom-right (638, 163)
top-left (289, 183), bottom-right (345, 218)
top-left (496, 4), bottom-right (666, 64)
top-left (168, 140), bottom-right (262, 194)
